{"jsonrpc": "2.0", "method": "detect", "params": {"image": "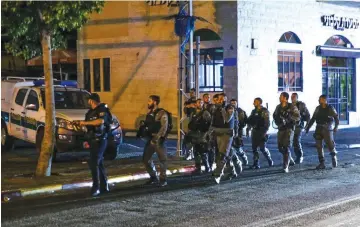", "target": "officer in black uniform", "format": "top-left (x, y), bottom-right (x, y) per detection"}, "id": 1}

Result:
top-left (187, 99), bottom-right (212, 173)
top-left (142, 95), bottom-right (169, 186)
top-left (206, 94), bottom-right (220, 170)
top-left (273, 92), bottom-right (301, 173)
top-left (291, 93), bottom-right (311, 164)
top-left (305, 95), bottom-right (339, 169)
top-left (230, 99), bottom-right (249, 165)
top-left (246, 97), bottom-right (273, 169)
top-left (211, 94), bottom-right (242, 184)
top-left (74, 93), bottom-right (111, 197)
